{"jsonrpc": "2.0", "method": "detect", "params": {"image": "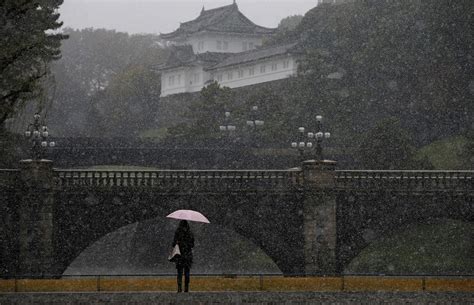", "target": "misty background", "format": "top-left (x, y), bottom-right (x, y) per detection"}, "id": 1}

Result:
top-left (59, 0), bottom-right (316, 34)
